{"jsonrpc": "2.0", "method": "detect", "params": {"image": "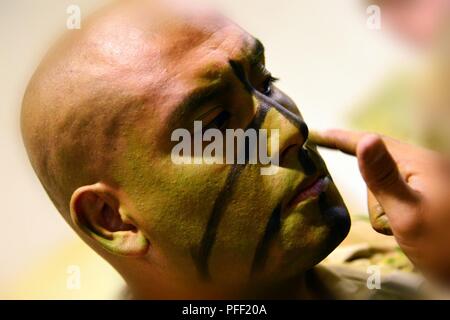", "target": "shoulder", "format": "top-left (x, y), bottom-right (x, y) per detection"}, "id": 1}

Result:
top-left (314, 264), bottom-right (425, 300)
